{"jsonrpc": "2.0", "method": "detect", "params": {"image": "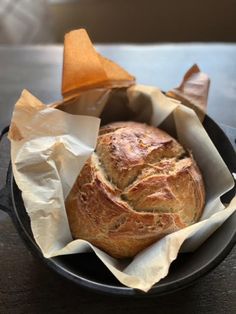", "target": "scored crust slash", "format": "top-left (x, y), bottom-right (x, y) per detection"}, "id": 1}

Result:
top-left (65, 121), bottom-right (205, 258)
